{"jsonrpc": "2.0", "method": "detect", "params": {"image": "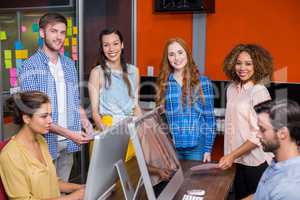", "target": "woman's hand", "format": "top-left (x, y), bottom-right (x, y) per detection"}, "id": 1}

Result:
top-left (157, 169), bottom-right (174, 181)
top-left (218, 154), bottom-right (235, 170)
top-left (203, 152), bottom-right (211, 163)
